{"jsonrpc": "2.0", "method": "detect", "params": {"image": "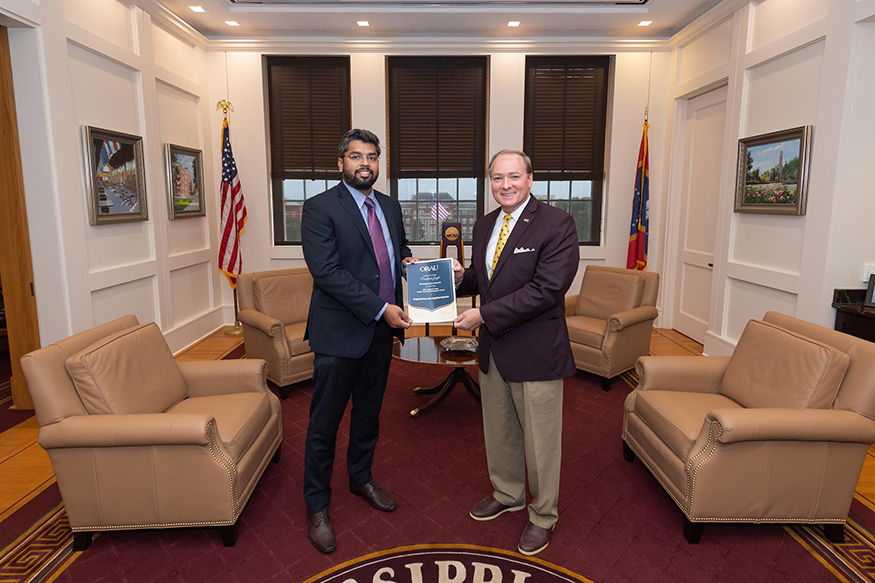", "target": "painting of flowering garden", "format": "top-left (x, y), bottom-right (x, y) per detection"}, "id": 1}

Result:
top-left (742, 138), bottom-right (801, 205)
